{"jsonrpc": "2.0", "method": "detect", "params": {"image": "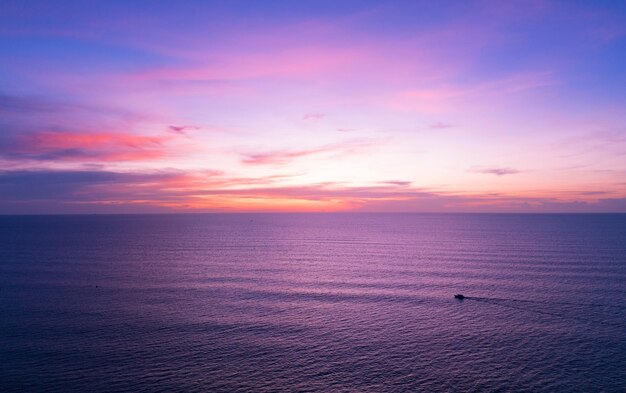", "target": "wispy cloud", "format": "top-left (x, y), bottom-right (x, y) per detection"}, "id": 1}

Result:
top-left (168, 125), bottom-right (199, 135)
top-left (0, 93), bottom-right (73, 114)
top-left (241, 139), bottom-right (382, 165)
top-left (1, 131), bottom-right (172, 162)
top-left (428, 122), bottom-right (456, 130)
top-left (470, 167), bottom-right (521, 176)
top-left (555, 129), bottom-right (626, 158)
top-left (130, 47), bottom-right (364, 83)
top-left (303, 113), bottom-right (326, 121)
top-left (392, 71), bottom-right (557, 112)
top-left (579, 190), bottom-right (611, 196)
top-left (379, 180), bottom-right (412, 187)
top-left (242, 147), bottom-right (329, 165)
